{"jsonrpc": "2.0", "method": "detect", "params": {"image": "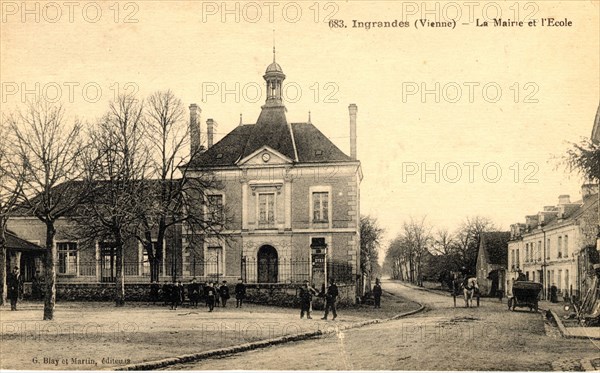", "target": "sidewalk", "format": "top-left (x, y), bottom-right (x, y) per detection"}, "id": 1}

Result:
top-left (538, 300), bottom-right (600, 340)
